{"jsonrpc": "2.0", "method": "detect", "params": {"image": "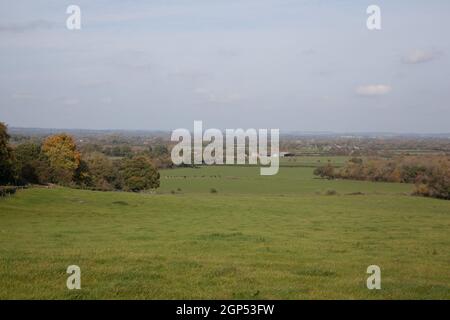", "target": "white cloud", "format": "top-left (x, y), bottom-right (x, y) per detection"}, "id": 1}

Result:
top-left (356, 85), bottom-right (392, 96)
top-left (403, 50), bottom-right (441, 64)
